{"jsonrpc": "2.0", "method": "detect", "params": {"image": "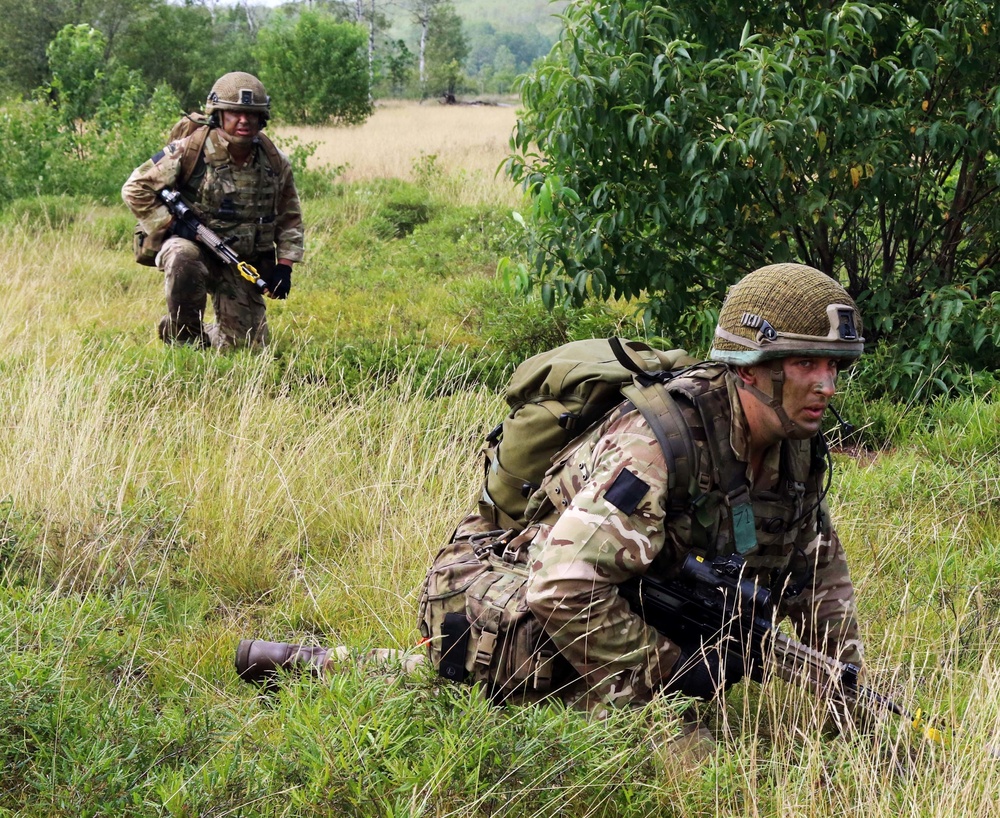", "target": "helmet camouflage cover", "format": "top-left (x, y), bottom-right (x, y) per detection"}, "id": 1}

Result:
top-left (206, 72), bottom-right (270, 118)
top-left (710, 263), bottom-right (864, 365)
